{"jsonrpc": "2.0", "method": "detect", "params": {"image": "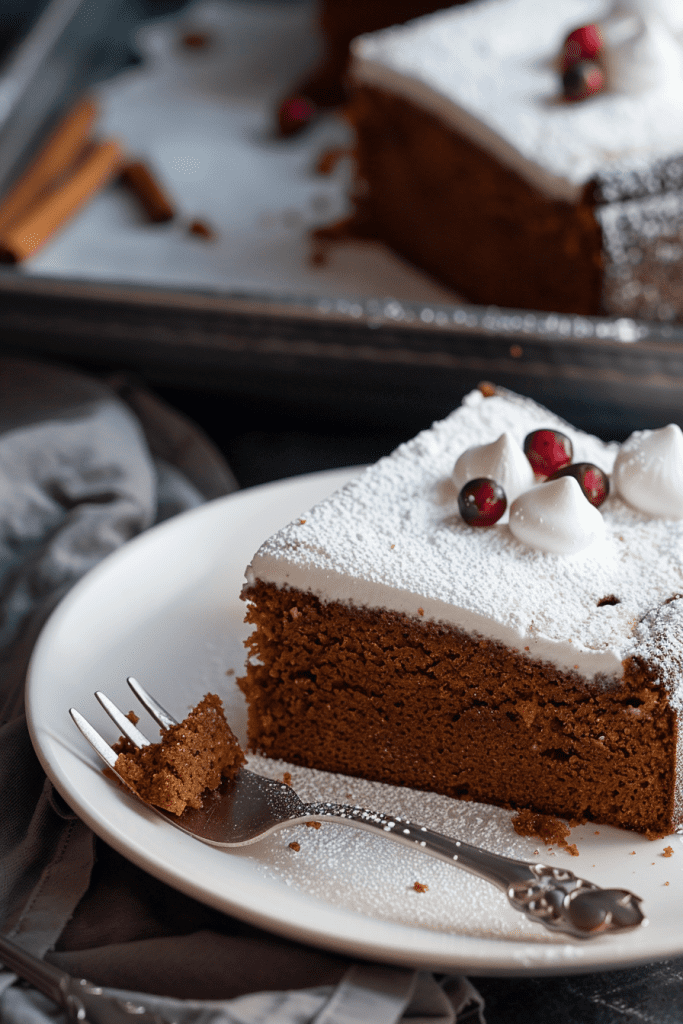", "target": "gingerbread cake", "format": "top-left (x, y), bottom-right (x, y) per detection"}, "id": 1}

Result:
top-left (115, 693), bottom-right (245, 816)
top-left (240, 384), bottom-right (683, 838)
top-left (336, 0), bottom-right (683, 321)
